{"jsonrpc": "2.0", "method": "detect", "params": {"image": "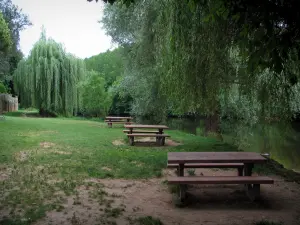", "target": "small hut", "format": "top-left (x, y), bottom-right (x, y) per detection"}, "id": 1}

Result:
top-left (0, 94), bottom-right (18, 114)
